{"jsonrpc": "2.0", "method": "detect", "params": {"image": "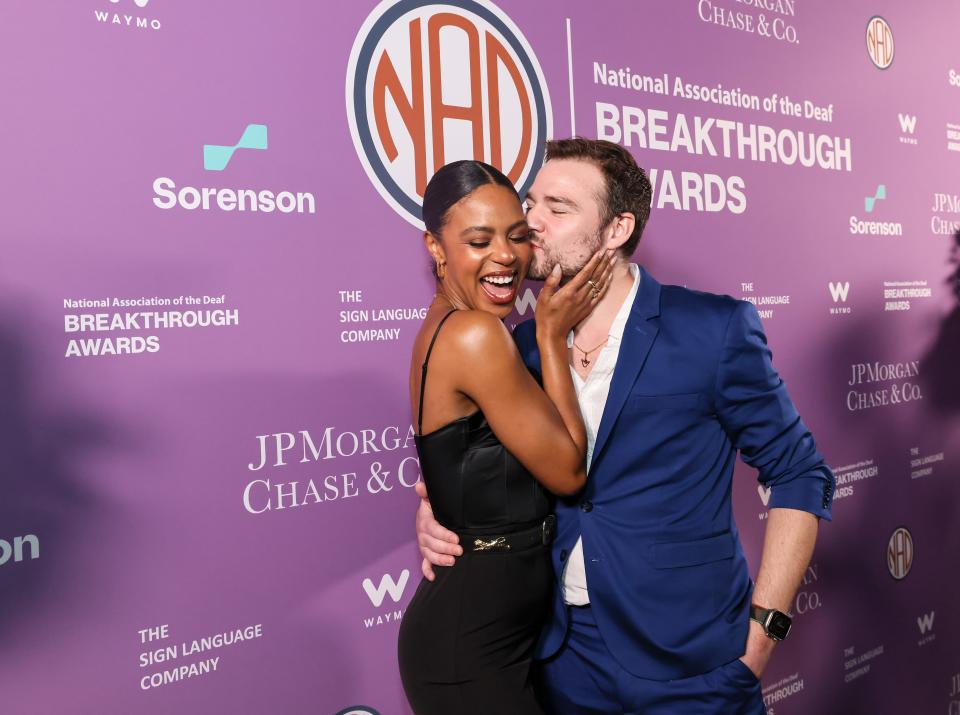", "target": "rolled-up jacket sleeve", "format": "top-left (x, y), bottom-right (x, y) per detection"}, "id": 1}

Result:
top-left (715, 300), bottom-right (835, 520)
